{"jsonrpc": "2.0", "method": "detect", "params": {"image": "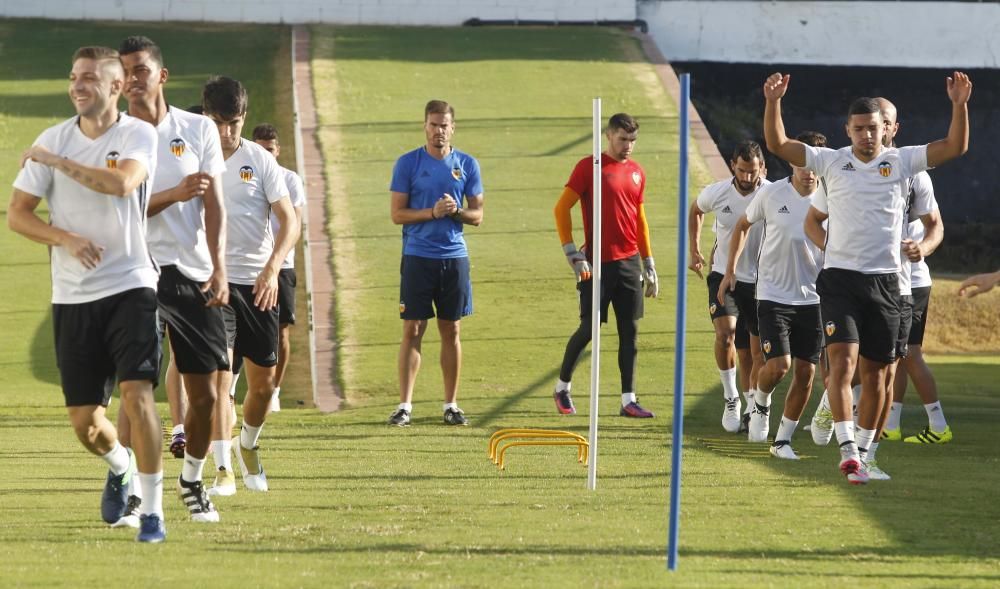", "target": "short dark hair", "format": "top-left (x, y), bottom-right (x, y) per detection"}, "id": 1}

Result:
top-left (425, 100), bottom-right (454, 121)
top-left (796, 131), bottom-right (827, 148)
top-left (252, 123), bottom-right (279, 142)
top-left (607, 113), bottom-right (639, 134)
top-left (731, 140), bottom-right (763, 163)
top-left (848, 97), bottom-right (881, 119)
top-left (187, 104), bottom-right (203, 114)
top-left (118, 35), bottom-right (163, 68)
top-left (202, 76), bottom-right (247, 119)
